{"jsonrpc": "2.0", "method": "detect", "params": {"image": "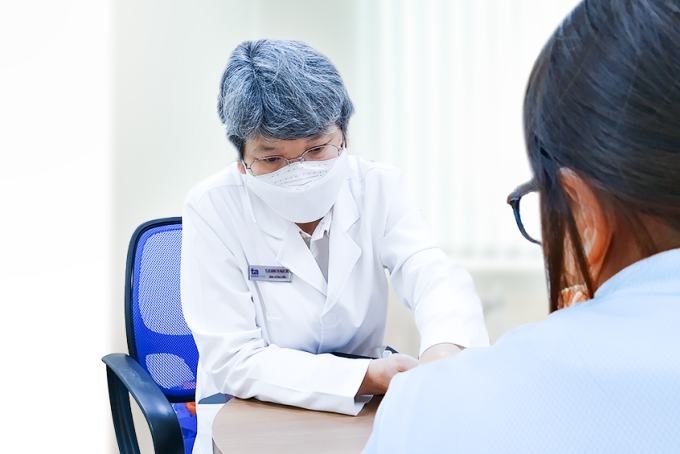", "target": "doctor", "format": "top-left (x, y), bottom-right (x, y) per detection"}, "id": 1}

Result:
top-left (181, 39), bottom-right (489, 453)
